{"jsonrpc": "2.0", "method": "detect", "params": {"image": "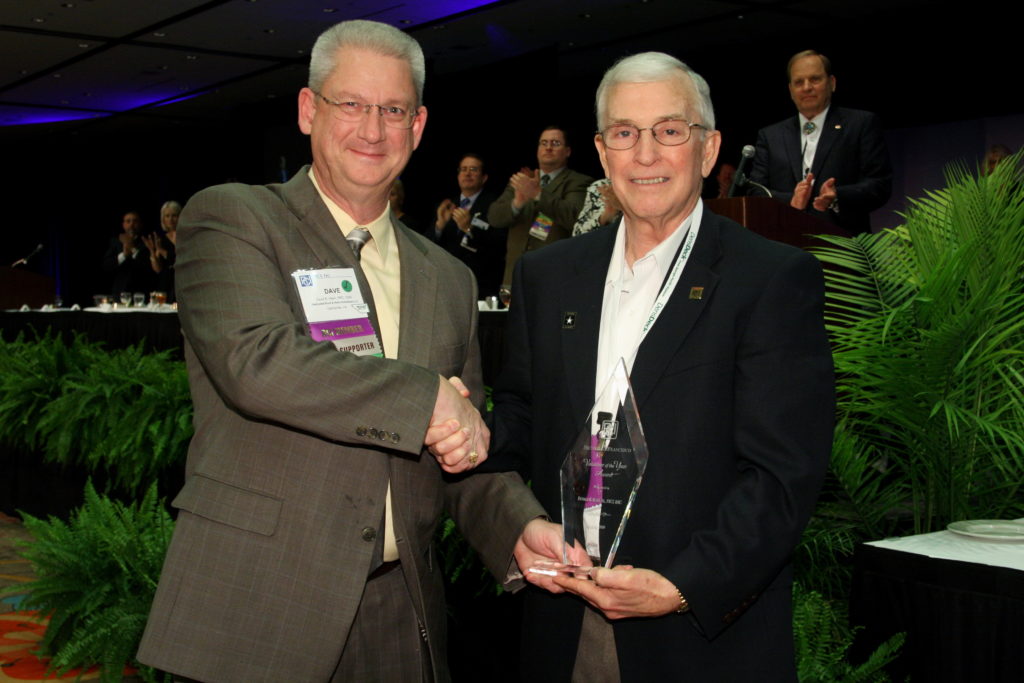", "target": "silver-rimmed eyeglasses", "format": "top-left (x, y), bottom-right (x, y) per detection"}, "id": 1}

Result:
top-left (599, 120), bottom-right (707, 150)
top-left (313, 91), bottom-right (418, 129)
